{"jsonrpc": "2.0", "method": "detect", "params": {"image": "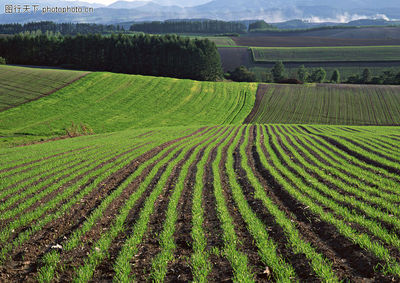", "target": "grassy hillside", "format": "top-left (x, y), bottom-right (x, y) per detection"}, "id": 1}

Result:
top-left (0, 70), bottom-right (257, 146)
top-left (245, 83), bottom-right (400, 125)
top-left (0, 65), bottom-right (87, 111)
top-left (251, 46), bottom-right (400, 63)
